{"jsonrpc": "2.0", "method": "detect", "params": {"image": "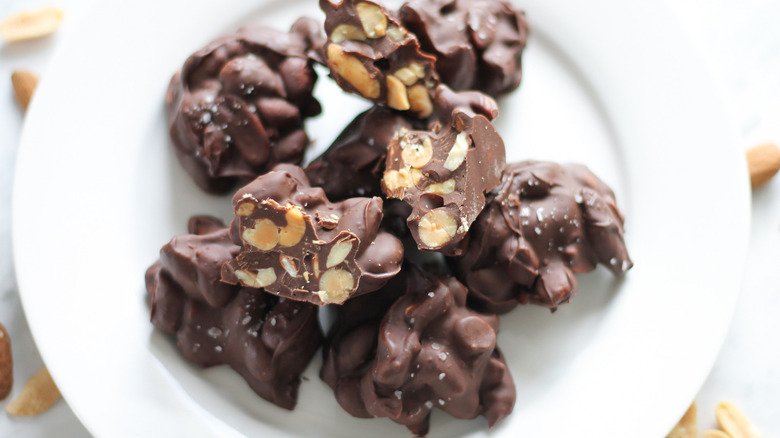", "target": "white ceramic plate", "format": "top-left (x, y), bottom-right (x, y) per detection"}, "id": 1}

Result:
top-left (12, 0), bottom-right (750, 437)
